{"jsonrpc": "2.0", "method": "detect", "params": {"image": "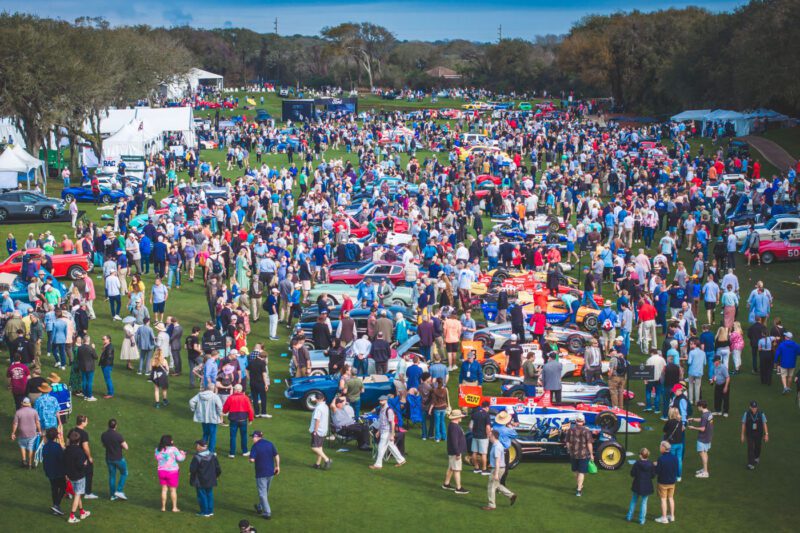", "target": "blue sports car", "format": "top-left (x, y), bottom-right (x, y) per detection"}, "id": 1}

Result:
top-left (284, 373), bottom-right (396, 410)
top-left (62, 186), bottom-right (128, 205)
top-left (0, 268), bottom-right (67, 305)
